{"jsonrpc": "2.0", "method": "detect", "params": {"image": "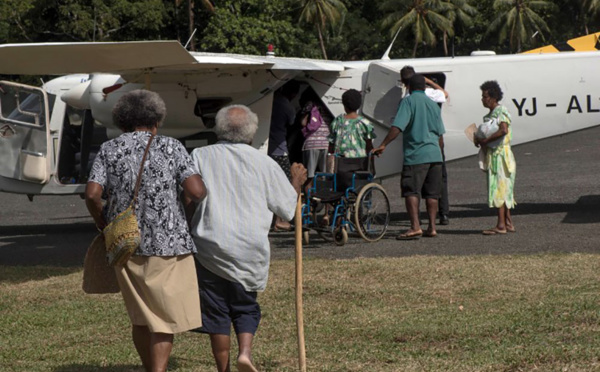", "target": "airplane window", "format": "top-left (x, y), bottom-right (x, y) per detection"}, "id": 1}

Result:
top-left (194, 97), bottom-right (232, 129)
top-left (0, 84), bottom-right (45, 127)
top-left (424, 73), bottom-right (446, 89)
